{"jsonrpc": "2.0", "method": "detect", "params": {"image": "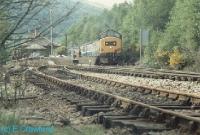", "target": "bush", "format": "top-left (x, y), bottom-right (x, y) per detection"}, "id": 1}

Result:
top-left (155, 49), bottom-right (169, 69)
top-left (169, 47), bottom-right (184, 69)
top-left (148, 45), bottom-right (196, 70)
